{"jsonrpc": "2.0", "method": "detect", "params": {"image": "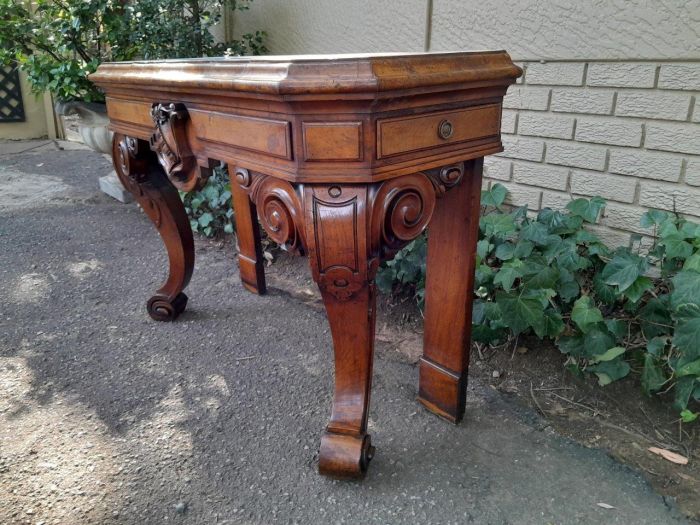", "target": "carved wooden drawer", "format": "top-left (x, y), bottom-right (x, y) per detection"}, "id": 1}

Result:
top-left (376, 104), bottom-right (501, 159)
